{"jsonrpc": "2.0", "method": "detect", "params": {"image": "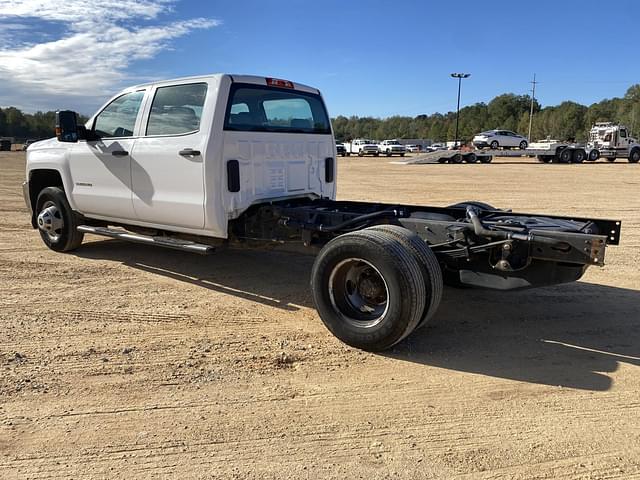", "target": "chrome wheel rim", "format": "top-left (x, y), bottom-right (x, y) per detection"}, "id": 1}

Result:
top-left (328, 258), bottom-right (389, 328)
top-left (37, 201), bottom-right (64, 242)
